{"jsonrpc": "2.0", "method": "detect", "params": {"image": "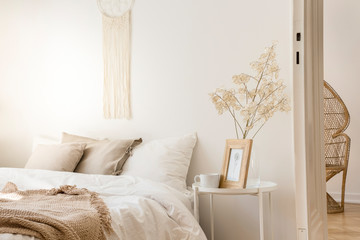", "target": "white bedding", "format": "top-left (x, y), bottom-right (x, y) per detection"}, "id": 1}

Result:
top-left (0, 168), bottom-right (206, 240)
